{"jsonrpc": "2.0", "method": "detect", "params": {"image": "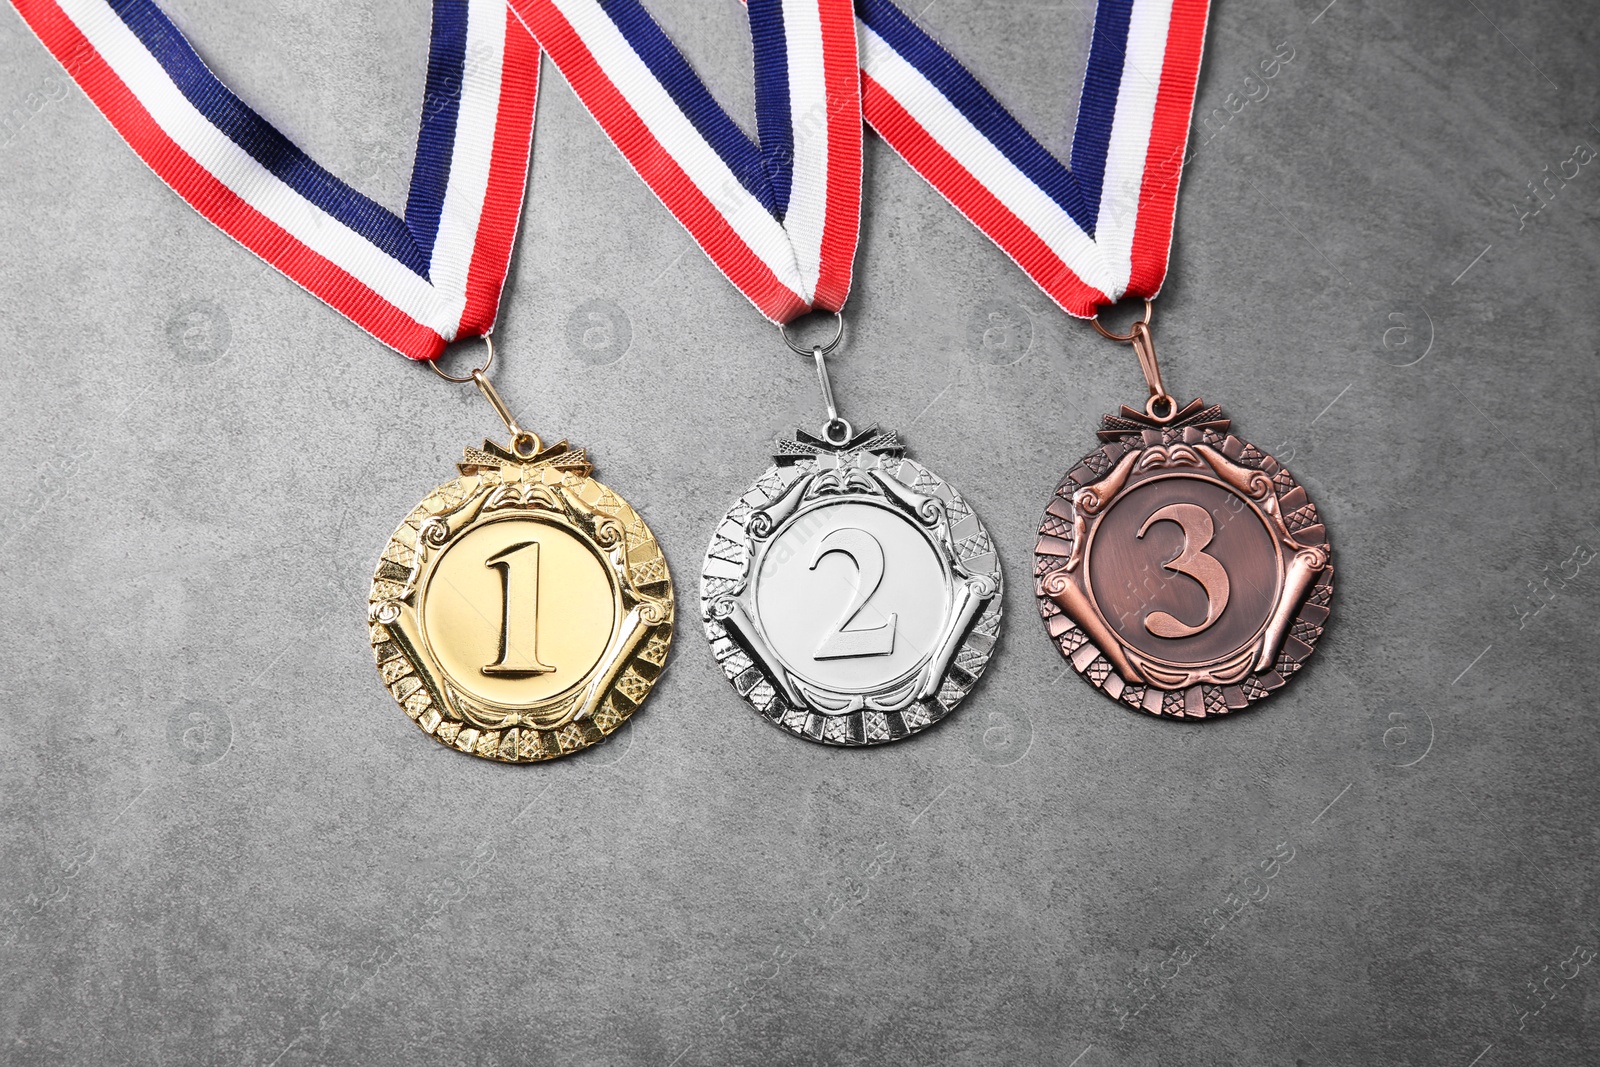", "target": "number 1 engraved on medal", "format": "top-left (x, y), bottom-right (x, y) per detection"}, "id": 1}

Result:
top-left (810, 527), bottom-right (896, 660)
top-left (482, 540), bottom-right (556, 675)
top-left (1137, 502), bottom-right (1230, 639)
top-left (374, 438), bottom-right (671, 761)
